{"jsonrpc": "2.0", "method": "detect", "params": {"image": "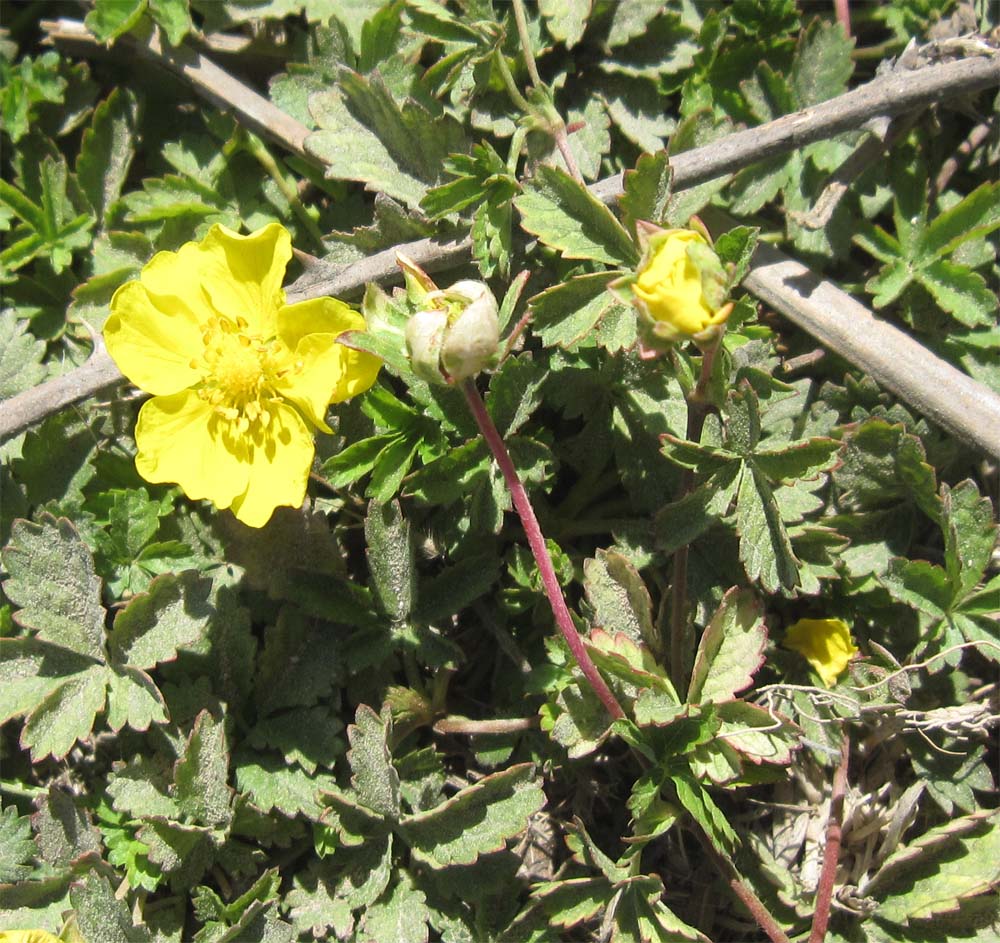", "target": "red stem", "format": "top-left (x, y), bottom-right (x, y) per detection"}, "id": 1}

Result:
top-left (462, 380), bottom-right (625, 721)
top-left (809, 733), bottom-right (851, 943)
top-left (834, 0), bottom-right (851, 37)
